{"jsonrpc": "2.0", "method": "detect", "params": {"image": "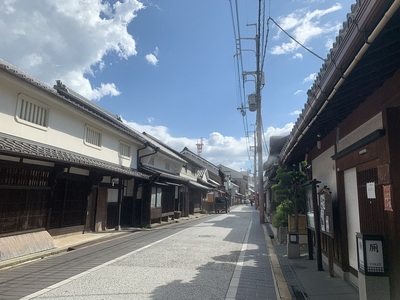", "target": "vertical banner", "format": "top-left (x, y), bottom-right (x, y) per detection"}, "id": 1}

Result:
top-left (383, 185), bottom-right (393, 212)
